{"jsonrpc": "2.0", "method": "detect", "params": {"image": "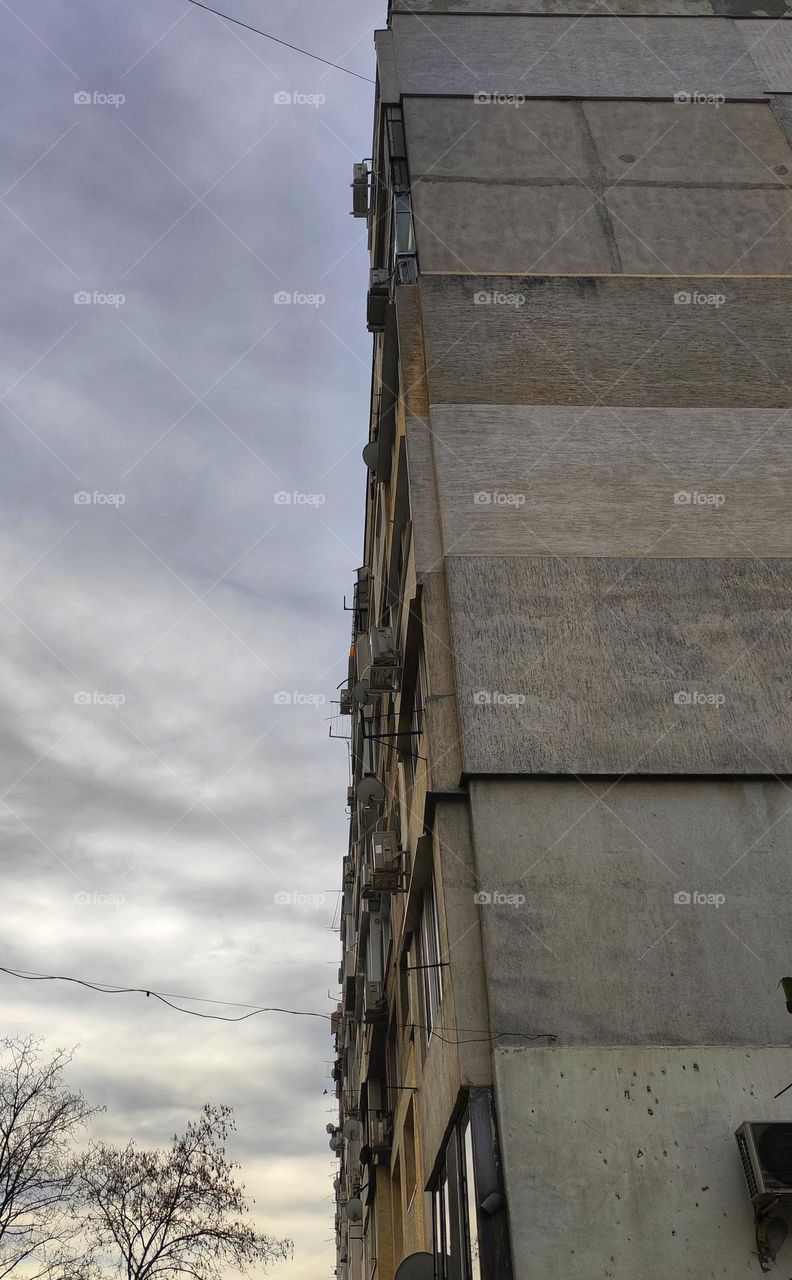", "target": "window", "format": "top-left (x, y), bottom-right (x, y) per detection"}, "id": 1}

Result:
top-left (405, 646), bottom-right (426, 786)
top-left (392, 1153), bottom-right (404, 1263)
top-left (462, 1114), bottom-right (481, 1280)
top-left (433, 1110), bottom-right (480, 1280)
top-left (394, 193), bottom-right (416, 259)
top-left (418, 877), bottom-right (443, 1041)
top-left (403, 1098), bottom-right (417, 1212)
